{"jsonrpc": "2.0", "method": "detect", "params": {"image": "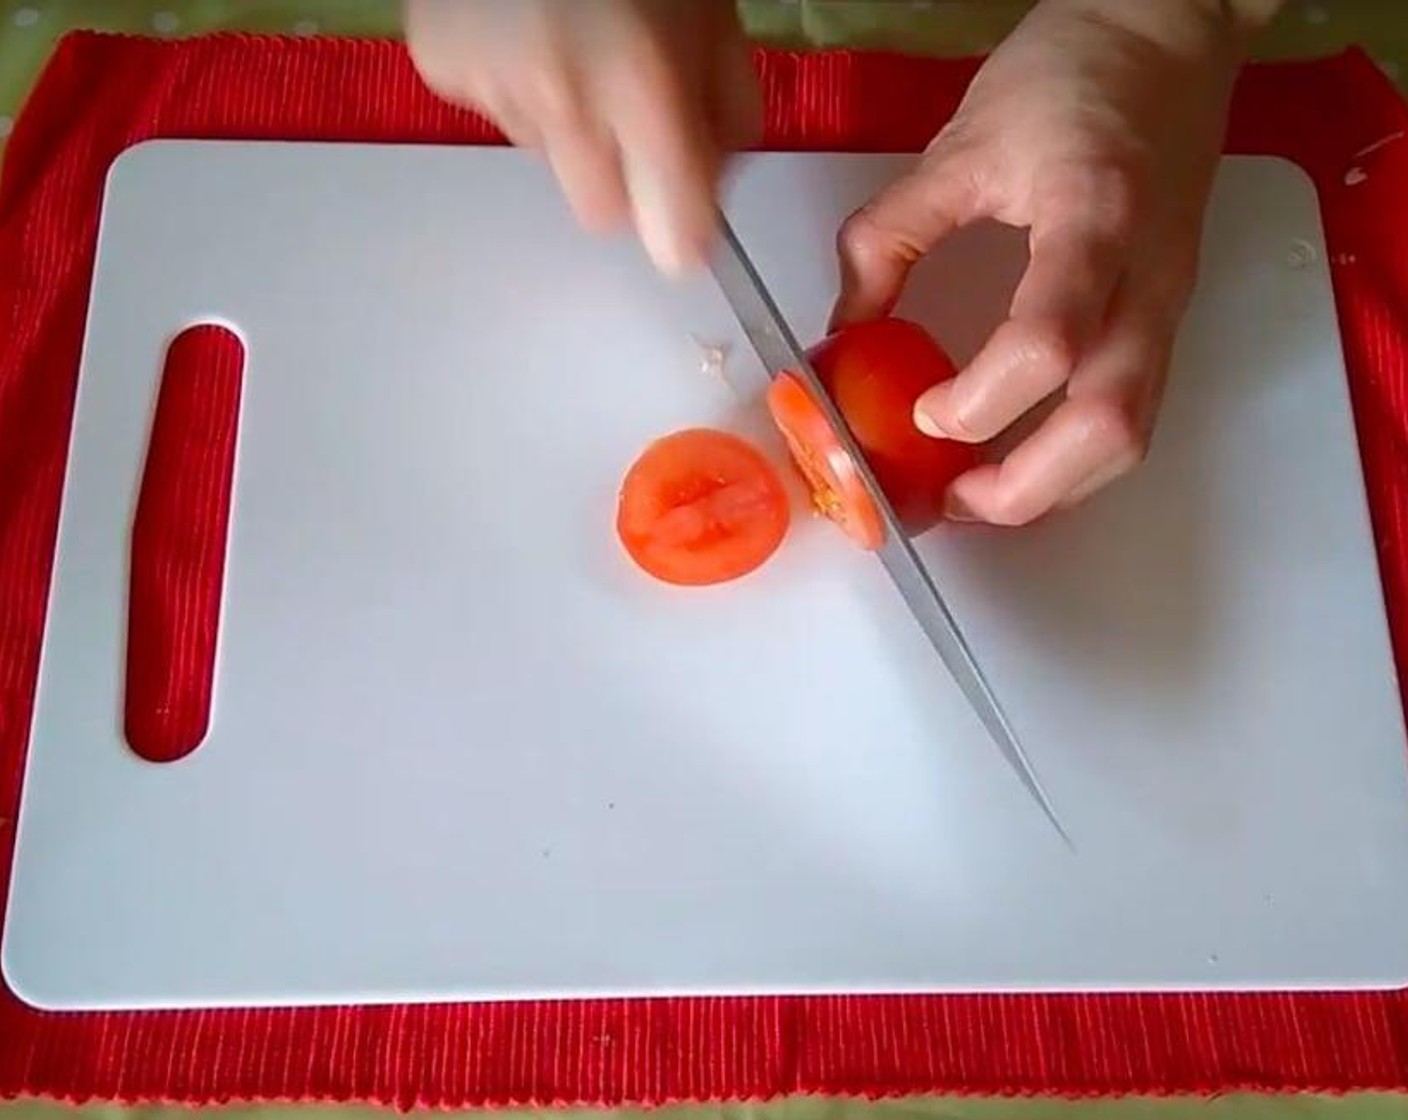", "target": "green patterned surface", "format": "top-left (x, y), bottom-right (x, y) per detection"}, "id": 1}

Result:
top-left (2, 1), bottom-right (1408, 1117)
